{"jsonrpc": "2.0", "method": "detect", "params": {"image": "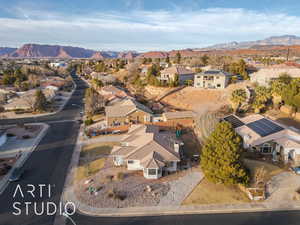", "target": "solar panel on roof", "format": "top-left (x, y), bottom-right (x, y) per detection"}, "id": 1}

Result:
top-left (223, 115), bottom-right (245, 128)
top-left (246, 118), bottom-right (284, 137)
